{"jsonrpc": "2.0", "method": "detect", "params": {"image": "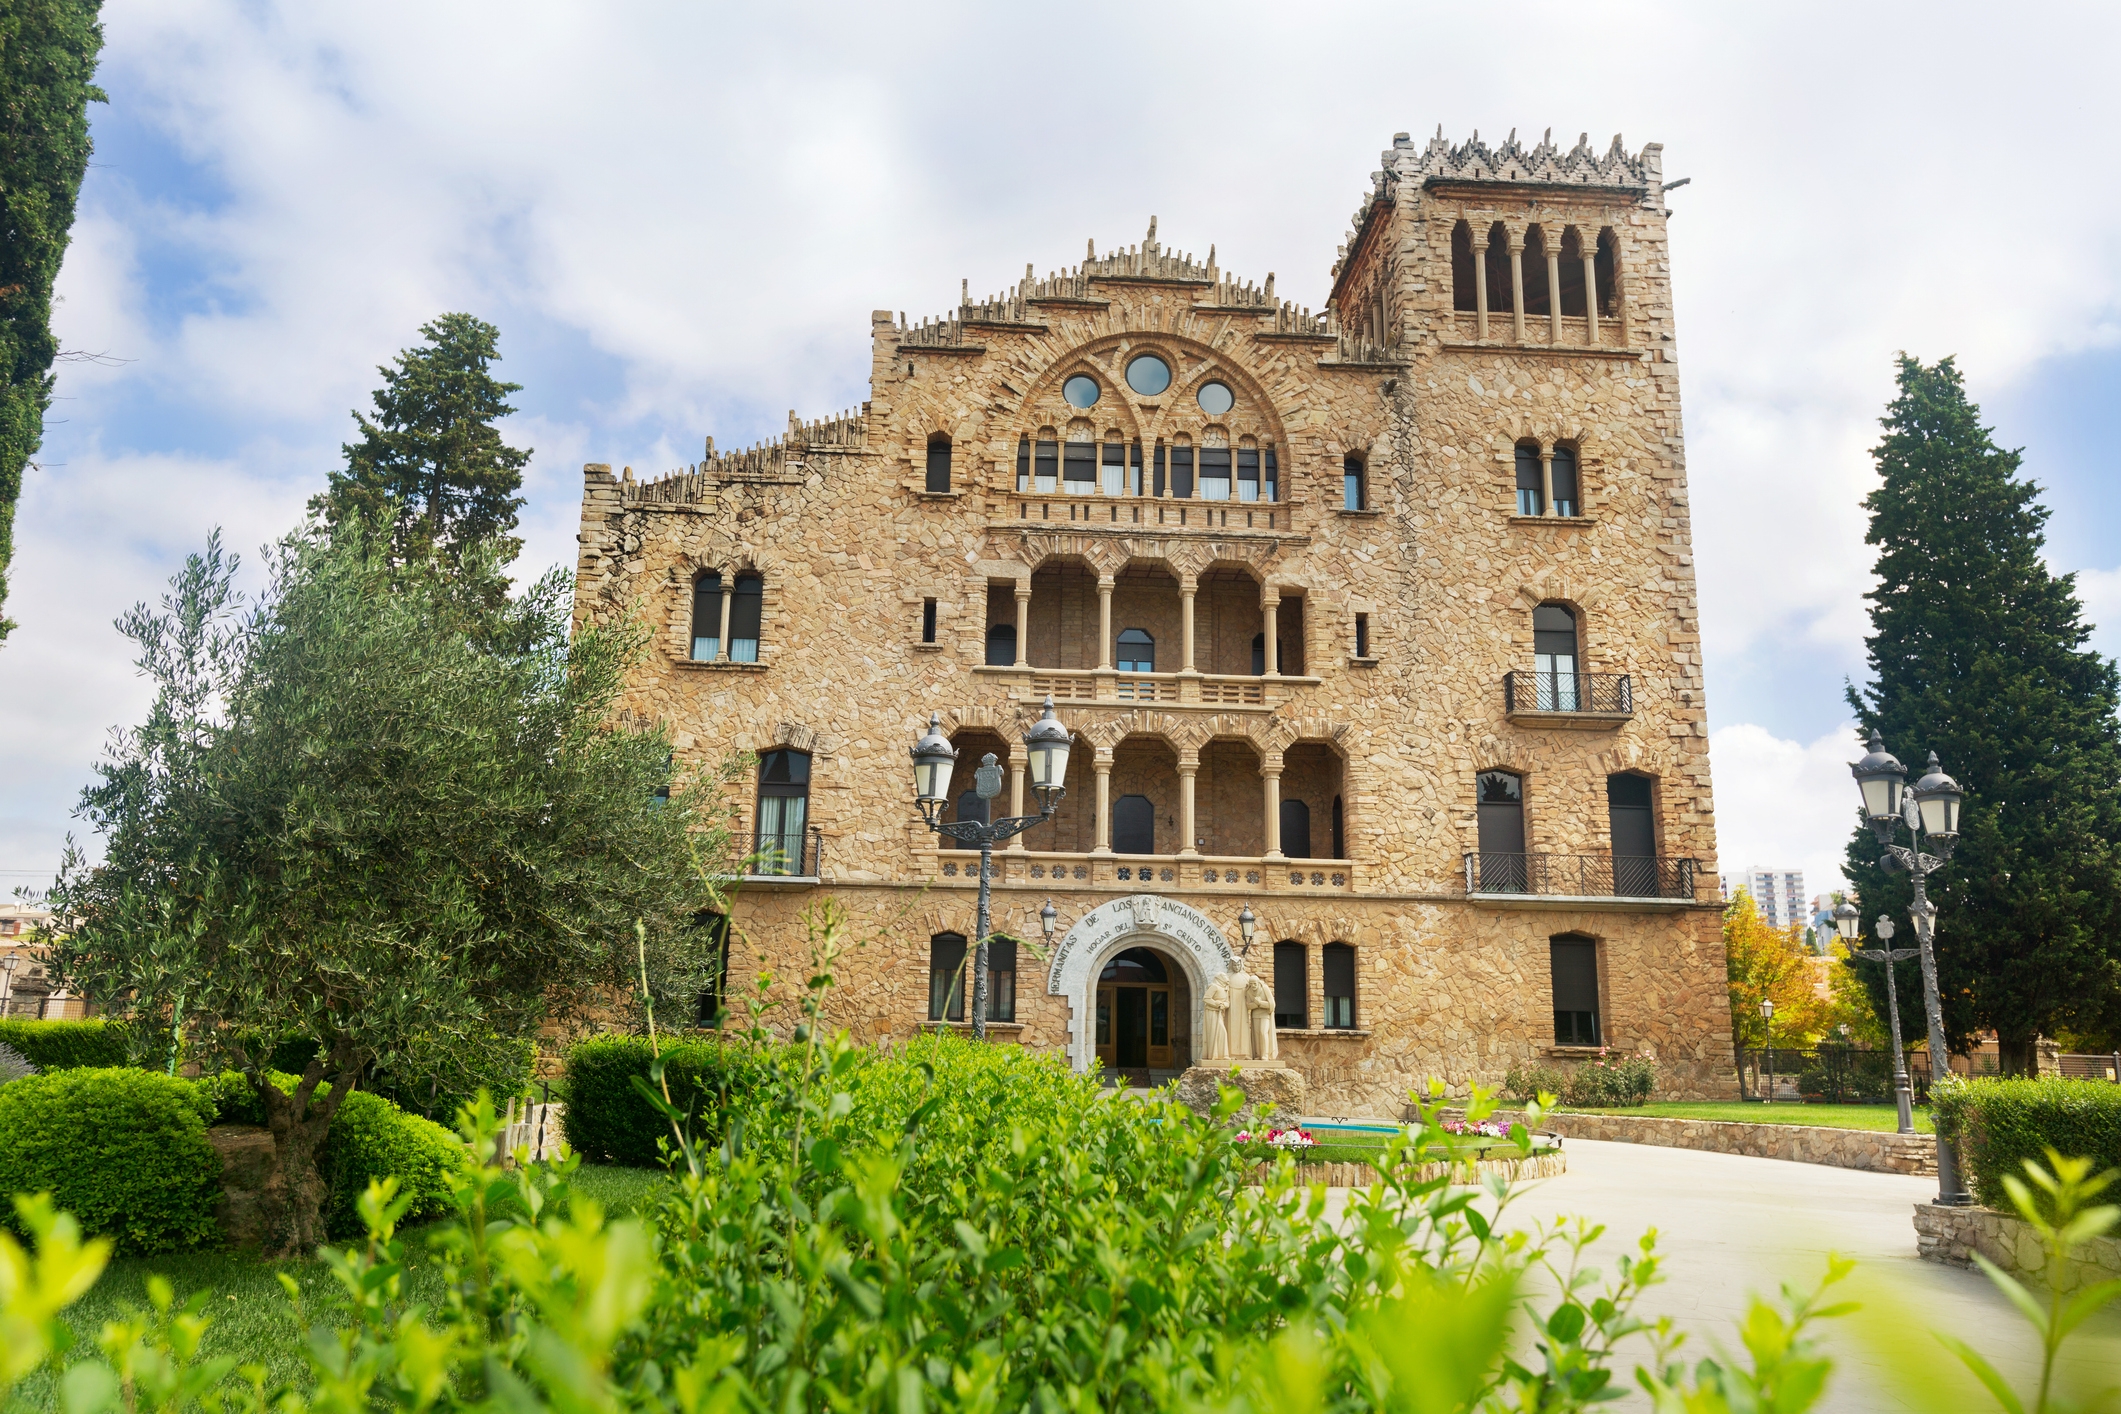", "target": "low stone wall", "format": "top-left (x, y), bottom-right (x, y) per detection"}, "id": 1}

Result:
top-left (1258, 1146), bottom-right (1566, 1189)
top-left (1915, 1202), bottom-right (2121, 1293)
top-left (1434, 1107), bottom-right (1939, 1177)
